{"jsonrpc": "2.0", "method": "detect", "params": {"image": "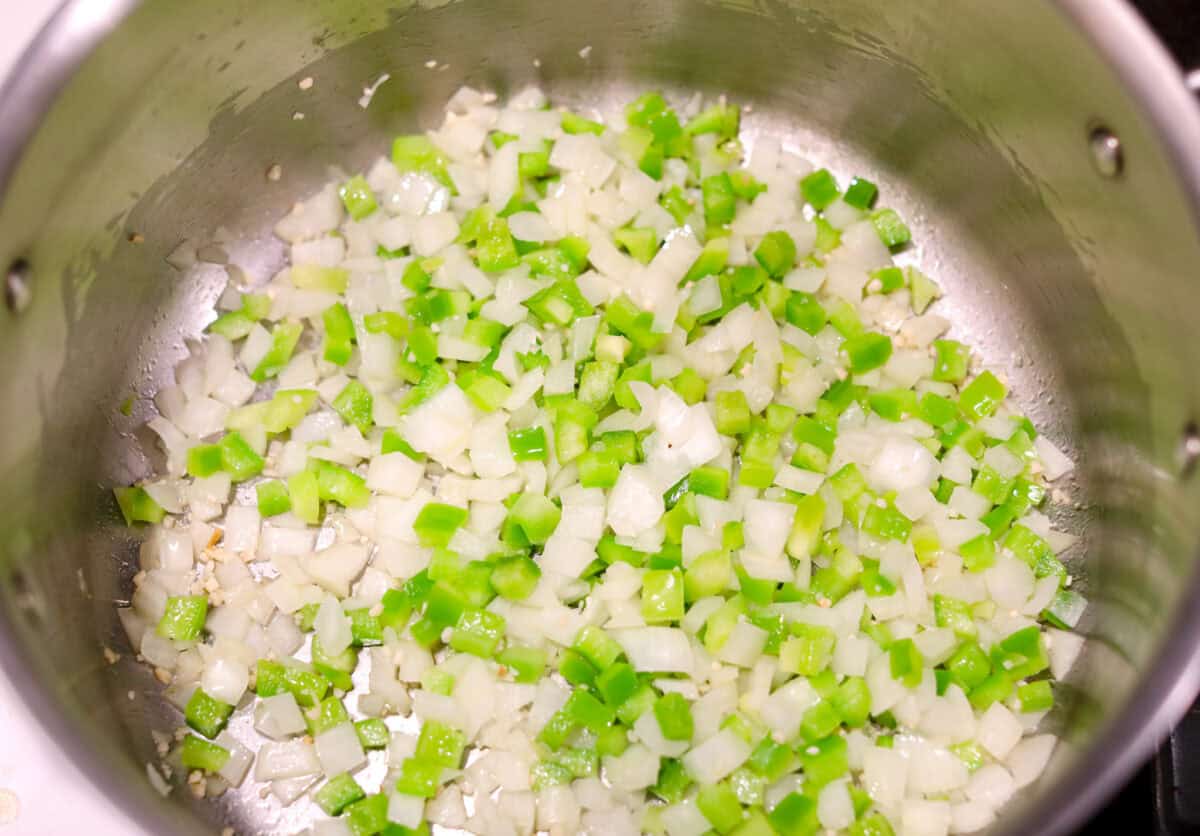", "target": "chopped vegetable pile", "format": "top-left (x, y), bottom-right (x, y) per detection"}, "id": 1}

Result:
top-left (116, 85), bottom-right (1084, 836)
